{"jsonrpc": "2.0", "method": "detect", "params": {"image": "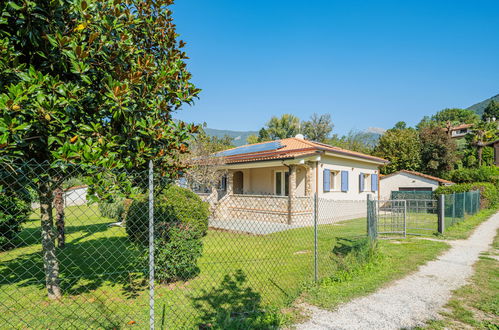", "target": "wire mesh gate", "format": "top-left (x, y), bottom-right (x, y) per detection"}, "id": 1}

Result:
top-left (368, 198), bottom-right (439, 237)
